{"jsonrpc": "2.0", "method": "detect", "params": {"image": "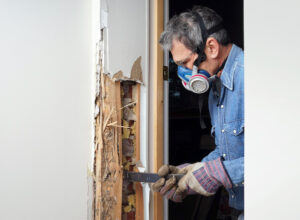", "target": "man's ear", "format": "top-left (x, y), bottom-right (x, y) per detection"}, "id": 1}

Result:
top-left (205, 37), bottom-right (219, 59)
